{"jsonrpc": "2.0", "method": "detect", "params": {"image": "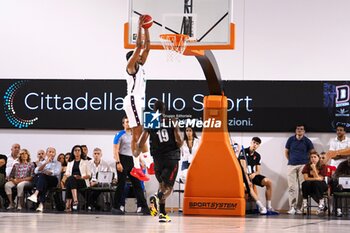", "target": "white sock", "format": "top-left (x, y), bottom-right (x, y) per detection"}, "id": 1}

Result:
top-left (133, 156), bottom-right (141, 169)
top-left (256, 200), bottom-right (264, 209)
top-left (141, 152), bottom-right (153, 168)
top-left (267, 200), bottom-right (272, 209)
